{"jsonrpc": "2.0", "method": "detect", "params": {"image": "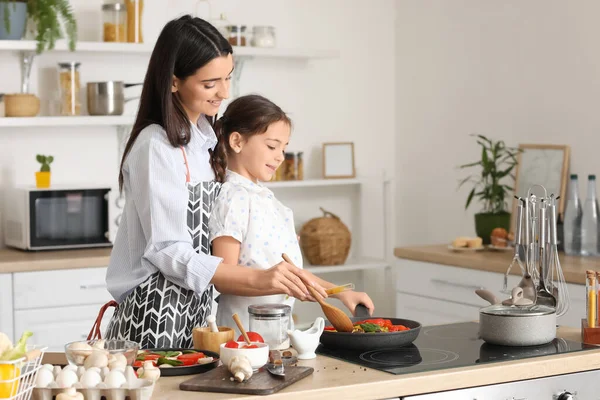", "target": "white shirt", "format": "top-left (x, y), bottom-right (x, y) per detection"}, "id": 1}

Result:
top-left (106, 117), bottom-right (223, 303)
top-left (209, 170), bottom-right (303, 334)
